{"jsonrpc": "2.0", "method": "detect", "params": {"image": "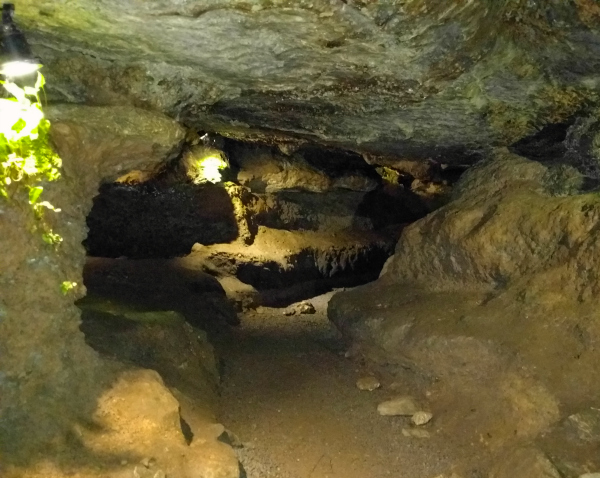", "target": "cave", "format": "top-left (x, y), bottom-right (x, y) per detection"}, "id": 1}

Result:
top-left (2, 2), bottom-right (600, 478)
